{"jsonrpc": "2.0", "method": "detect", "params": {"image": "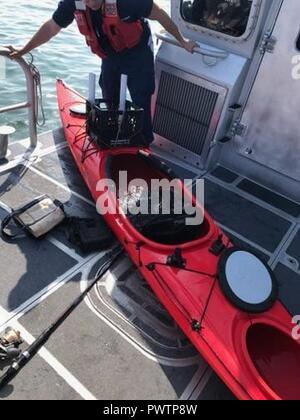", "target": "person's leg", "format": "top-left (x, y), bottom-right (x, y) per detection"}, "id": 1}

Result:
top-left (99, 56), bottom-right (121, 103)
top-left (124, 46), bottom-right (156, 145)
